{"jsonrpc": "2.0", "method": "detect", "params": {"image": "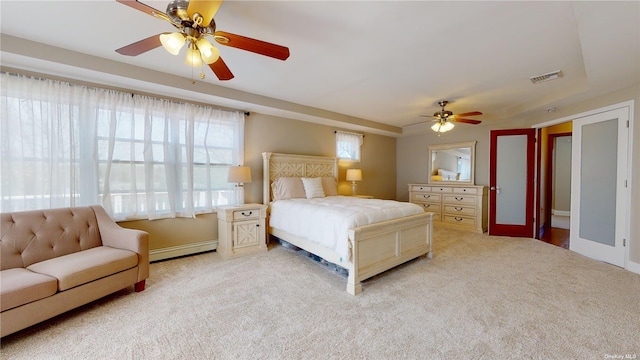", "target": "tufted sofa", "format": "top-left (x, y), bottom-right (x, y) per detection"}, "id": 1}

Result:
top-left (0, 205), bottom-right (149, 337)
